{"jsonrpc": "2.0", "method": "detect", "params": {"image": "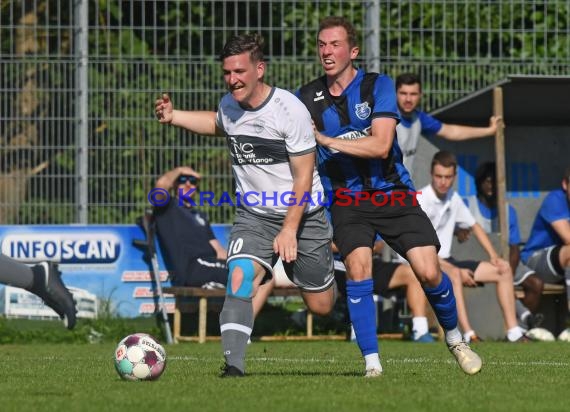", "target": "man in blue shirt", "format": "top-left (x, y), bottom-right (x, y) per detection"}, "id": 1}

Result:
top-left (521, 167), bottom-right (570, 327)
top-left (296, 16), bottom-right (481, 376)
top-left (463, 162), bottom-right (544, 330)
top-left (396, 73), bottom-right (500, 173)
